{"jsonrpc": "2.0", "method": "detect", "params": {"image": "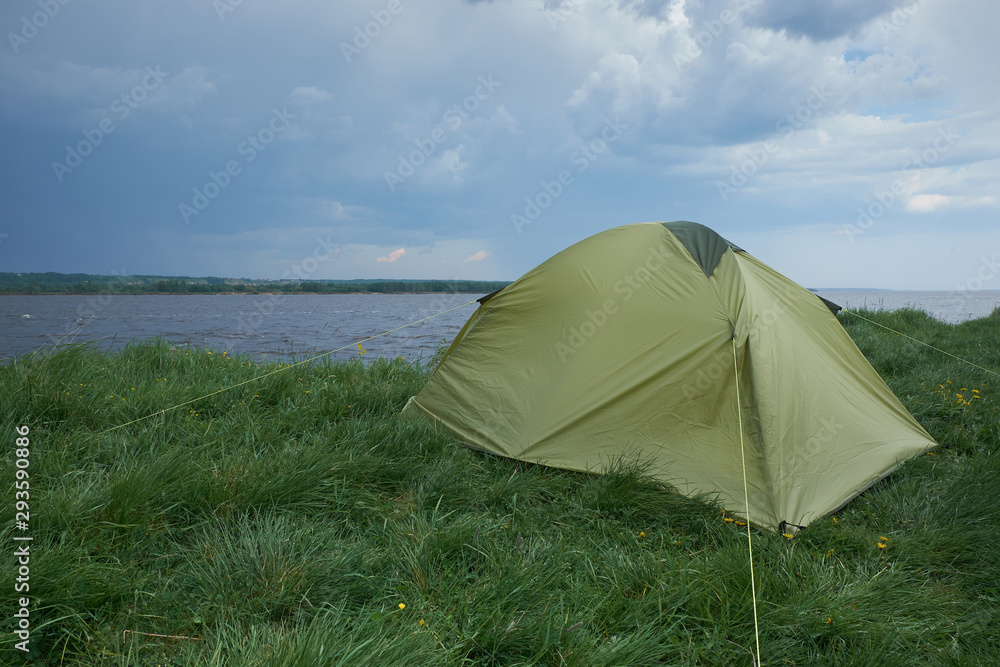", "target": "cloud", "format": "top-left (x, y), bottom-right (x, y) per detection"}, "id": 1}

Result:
top-left (906, 194), bottom-right (998, 212)
top-left (745, 0), bottom-right (898, 41)
top-left (464, 250), bottom-right (489, 262)
top-left (377, 248), bottom-right (406, 263)
top-left (1, 0), bottom-right (997, 291)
